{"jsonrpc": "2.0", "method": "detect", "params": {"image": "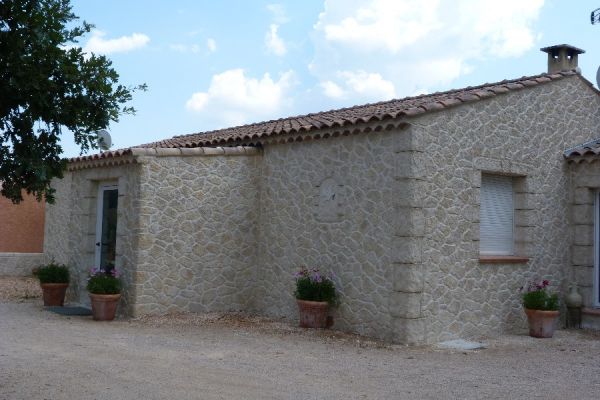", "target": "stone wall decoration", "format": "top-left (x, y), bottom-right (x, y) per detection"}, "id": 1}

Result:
top-left (315, 177), bottom-right (345, 222)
